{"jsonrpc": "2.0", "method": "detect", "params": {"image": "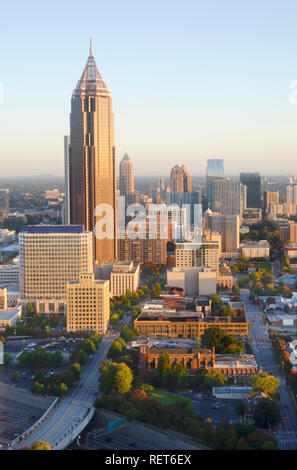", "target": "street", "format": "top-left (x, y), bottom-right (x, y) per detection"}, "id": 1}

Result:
top-left (241, 289), bottom-right (297, 450)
